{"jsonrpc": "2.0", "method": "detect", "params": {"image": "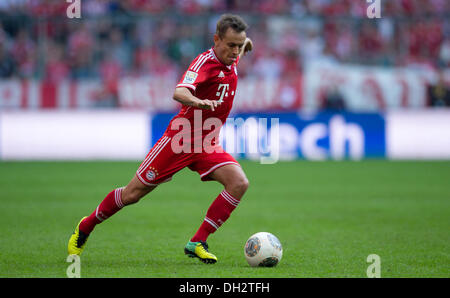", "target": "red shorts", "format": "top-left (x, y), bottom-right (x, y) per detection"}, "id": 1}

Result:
top-left (136, 135), bottom-right (240, 186)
